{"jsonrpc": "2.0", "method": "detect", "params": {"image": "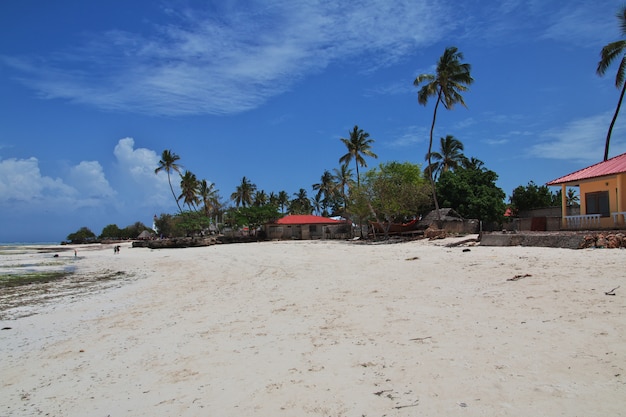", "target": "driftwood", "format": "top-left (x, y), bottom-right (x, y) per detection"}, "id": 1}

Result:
top-left (605, 286), bottom-right (620, 296)
top-left (507, 273), bottom-right (532, 281)
top-left (409, 336), bottom-right (432, 341)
